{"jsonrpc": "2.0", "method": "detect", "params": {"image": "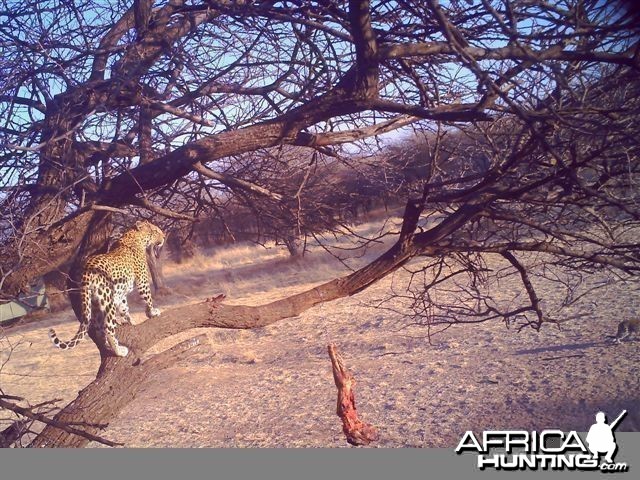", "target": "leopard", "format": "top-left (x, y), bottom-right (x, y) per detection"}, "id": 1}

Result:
top-left (48, 220), bottom-right (165, 357)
